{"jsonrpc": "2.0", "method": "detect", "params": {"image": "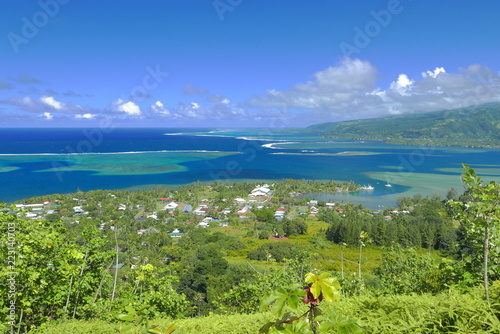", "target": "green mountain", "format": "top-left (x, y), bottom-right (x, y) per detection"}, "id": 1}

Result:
top-left (307, 103), bottom-right (500, 148)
